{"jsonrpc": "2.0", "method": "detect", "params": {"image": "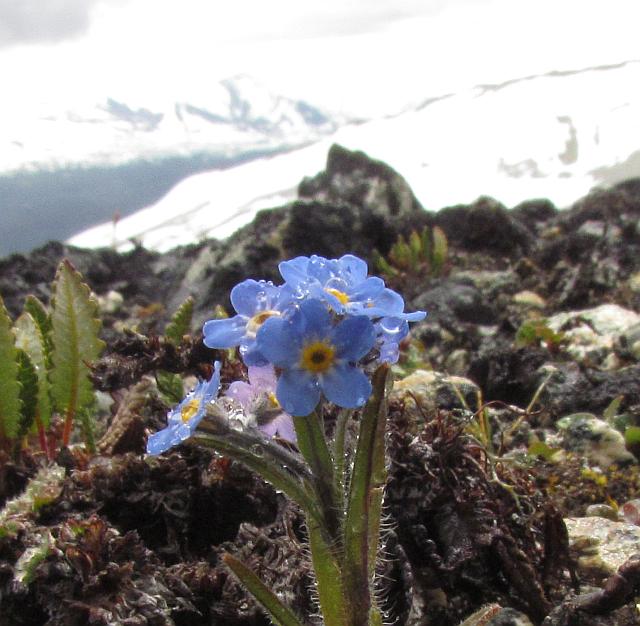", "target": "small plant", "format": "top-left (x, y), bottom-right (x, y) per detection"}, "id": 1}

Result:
top-left (0, 260), bottom-right (104, 457)
top-left (515, 318), bottom-right (565, 353)
top-left (155, 296), bottom-right (195, 404)
top-left (147, 253), bottom-right (425, 626)
top-left (374, 224), bottom-right (448, 281)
